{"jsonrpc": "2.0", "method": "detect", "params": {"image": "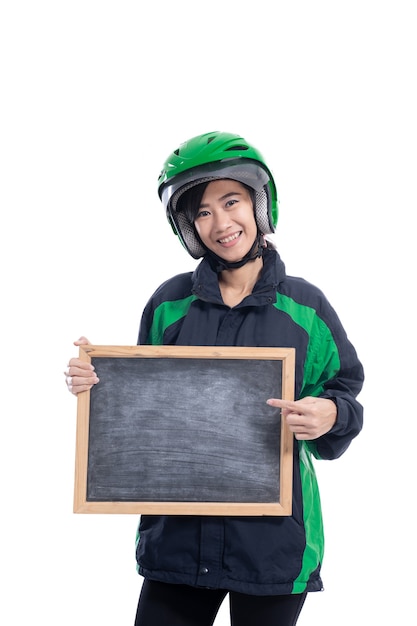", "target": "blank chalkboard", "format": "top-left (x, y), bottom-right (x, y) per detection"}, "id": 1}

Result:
top-left (74, 345), bottom-right (295, 515)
